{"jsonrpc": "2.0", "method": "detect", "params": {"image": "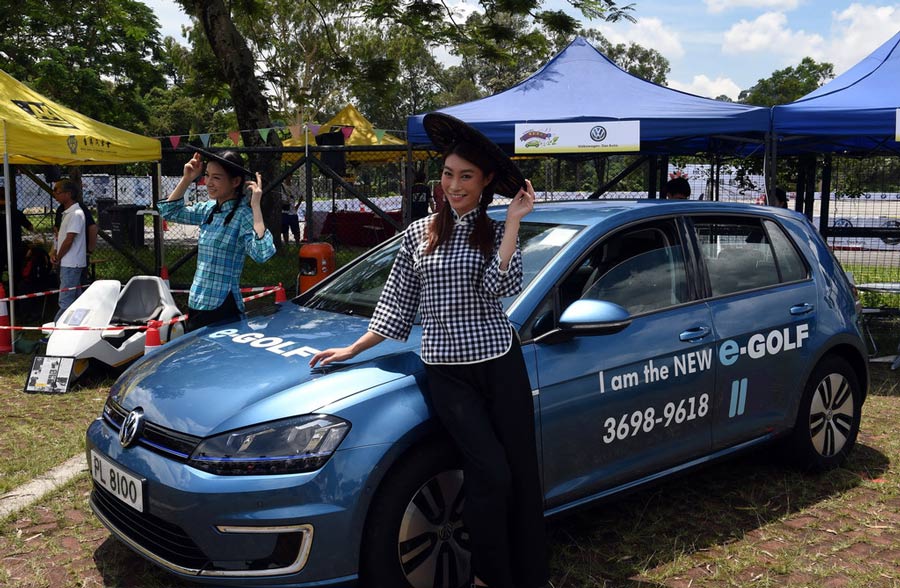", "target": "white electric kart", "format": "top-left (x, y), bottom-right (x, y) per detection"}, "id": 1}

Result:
top-left (42, 276), bottom-right (185, 380)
